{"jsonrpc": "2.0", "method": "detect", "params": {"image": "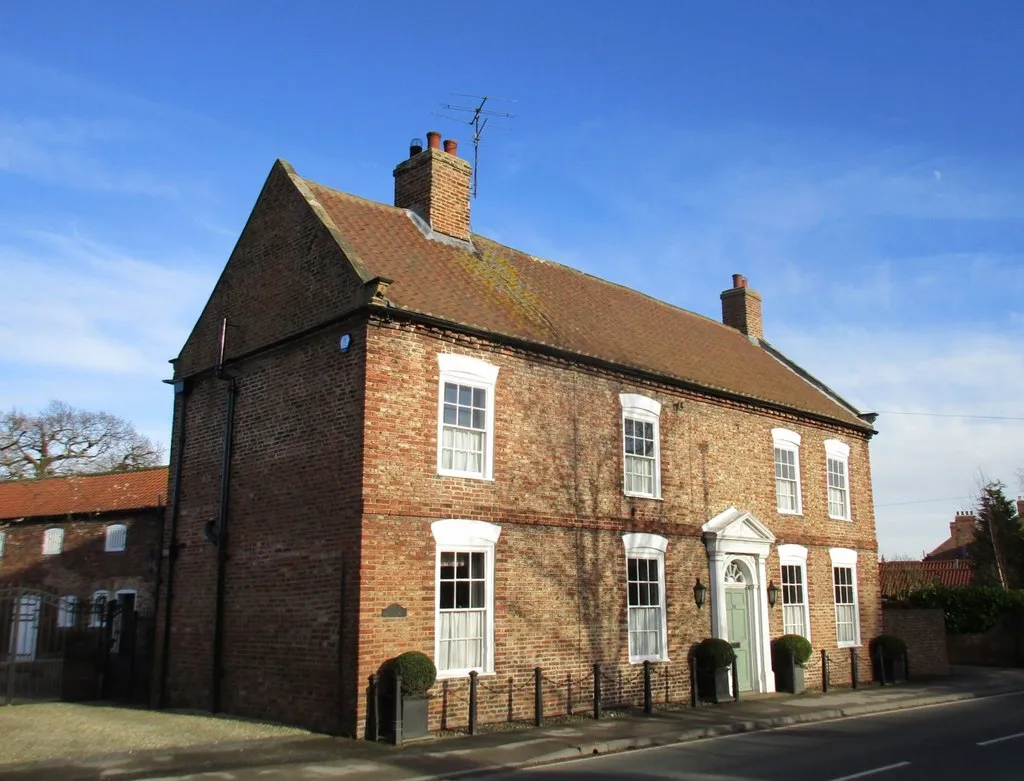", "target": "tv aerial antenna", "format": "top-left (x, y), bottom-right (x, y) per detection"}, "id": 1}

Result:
top-left (435, 94), bottom-right (517, 198)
